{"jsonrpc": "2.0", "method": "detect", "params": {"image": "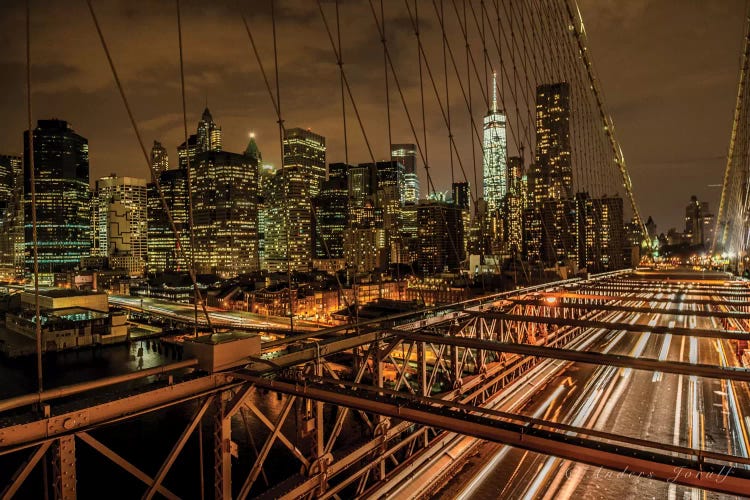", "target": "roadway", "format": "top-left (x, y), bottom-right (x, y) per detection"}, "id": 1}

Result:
top-left (108, 295), bottom-right (320, 332)
top-left (443, 290), bottom-right (750, 499)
